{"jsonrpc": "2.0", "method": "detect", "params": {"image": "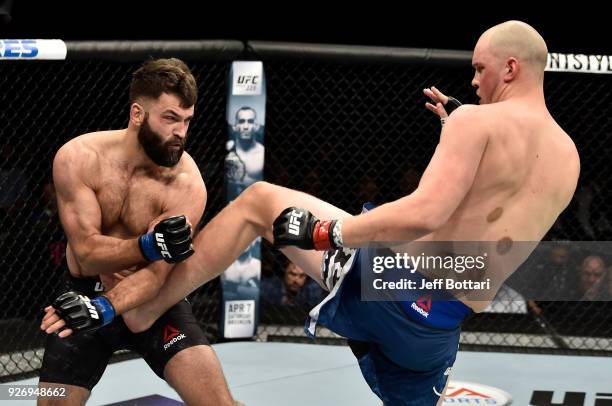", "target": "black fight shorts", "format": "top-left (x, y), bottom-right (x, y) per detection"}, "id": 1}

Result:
top-left (39, 274), bottom-right (209, 390)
